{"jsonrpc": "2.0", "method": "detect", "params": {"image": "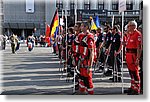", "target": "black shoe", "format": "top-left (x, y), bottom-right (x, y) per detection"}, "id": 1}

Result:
top-left (127, 90), bottom-right (140, 95)
top-left (95, 69), bottom-right (103, 73)
top-left (109, 77), bottom-right (117, 82)
top-left (109, 77), bottom-right (113, 80)
top-left (112, 77), bottom-right (118, 82)
top-left (63, 69), bottom-right (66, 72)
top-left (75, 84), bottom-right (79, 90)
top-left (109, 77), bottom-right (122, 82)
top-left (124, 88), bottom-right (132, 93)
top-left (118, 77), bottom-right (122, 82)
top-left (99, 66), bottom-right (104, 70)
top-left (104, 70), bottom-right (112, 76)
